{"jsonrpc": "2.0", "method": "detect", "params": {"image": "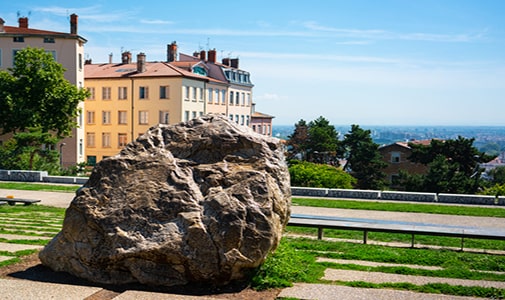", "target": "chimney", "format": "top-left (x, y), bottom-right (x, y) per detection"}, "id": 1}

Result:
top-left (230, 58), bottom-right (239, 69)
top-left (200, 50), bottom-right (206, 61)
top-left (222, 58), bottom-right (230, 66)
top-left (121, 51), bottom-right (132, 64)
top-left (0, 18), bottom-right (4, 33)
top-left (137, 53), bottom-right (146, 73)
top-left (208, 49), bottom-right (216, 63)
top-left (85, 58), bottom-right (92, 65)
top-left (108, 53), bottom-right (113, 64)
top-left (70, 14), bottom-right (78, 34)
top-left (18, 17), bottom-right (28, 28)
top-left (167, 41), bottom-right (177, 62)
top-left (193, 51), bottom-right (200, 58)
